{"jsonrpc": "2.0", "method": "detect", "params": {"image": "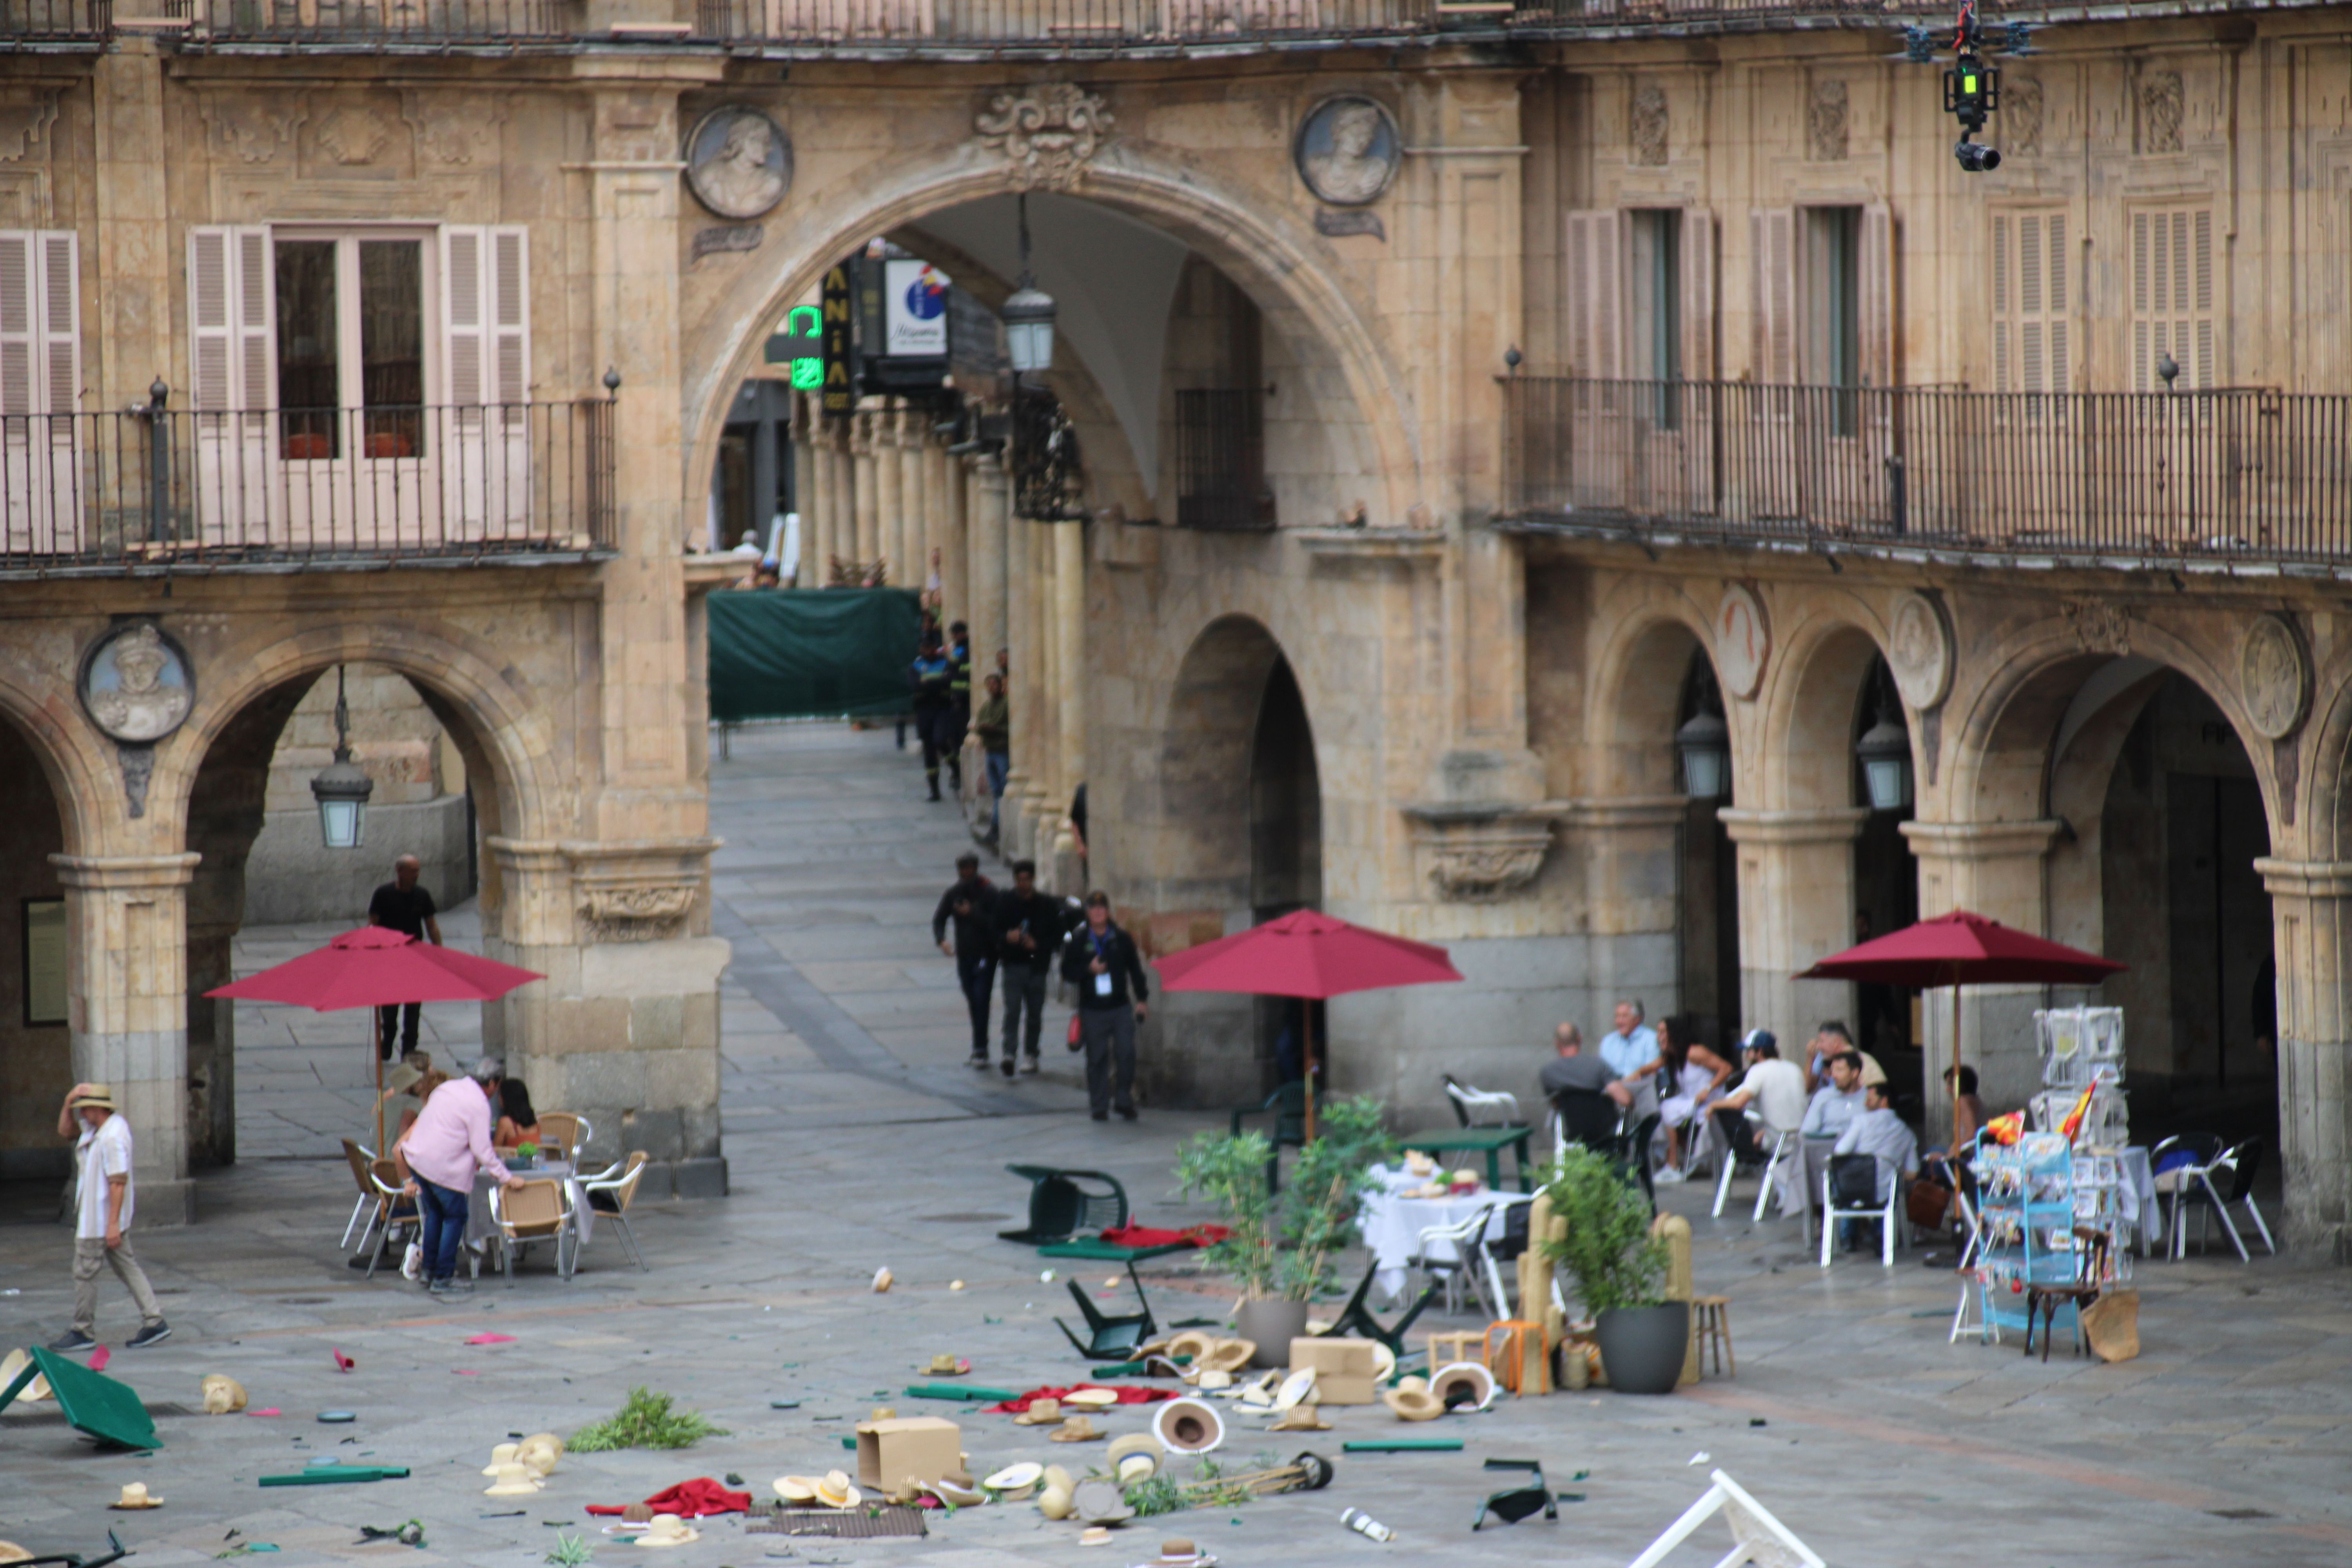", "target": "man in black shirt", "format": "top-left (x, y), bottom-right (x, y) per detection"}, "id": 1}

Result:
top-left (932, 852), bottom-right (999, 1068)
top-left (993, 859), bottom-right (1065, 1078)
top-left (1059, 891), bottom-right (1149, 1121)
top-left (368, 855), bottom-right (443, 1060)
